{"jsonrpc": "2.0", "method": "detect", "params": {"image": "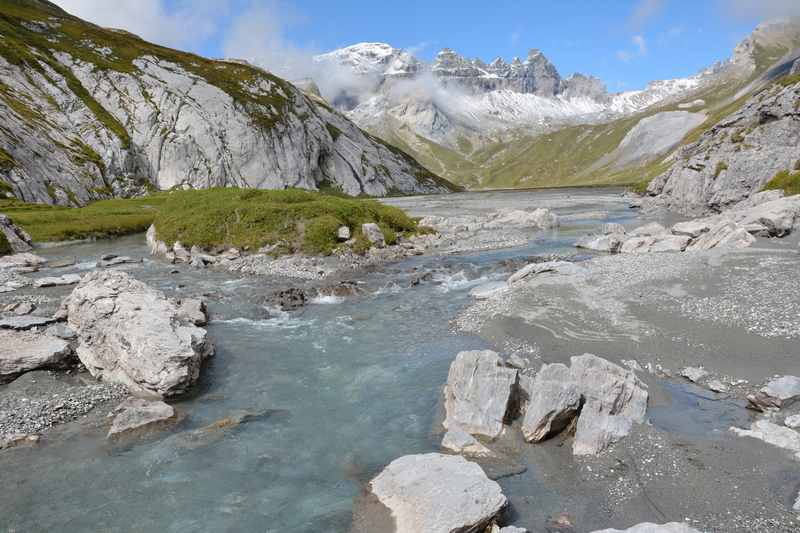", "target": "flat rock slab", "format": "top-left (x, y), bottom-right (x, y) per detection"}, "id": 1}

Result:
top-left (361, 453), bottom-right (506, 533)
top-left (108, 398), bottom-right (176, 438)
top-left (0, 315), bottom-right (57, 330)
top-left (731, 419), bottom-right (800, 460)
top-left (0, 330), bottom-right (72, 380)
top-left (33, 274), bottom-right (82, 288)
top-left (591, 523), bottom-right (703, 533)
top-left (443, 350), bottom-right (518, 439)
